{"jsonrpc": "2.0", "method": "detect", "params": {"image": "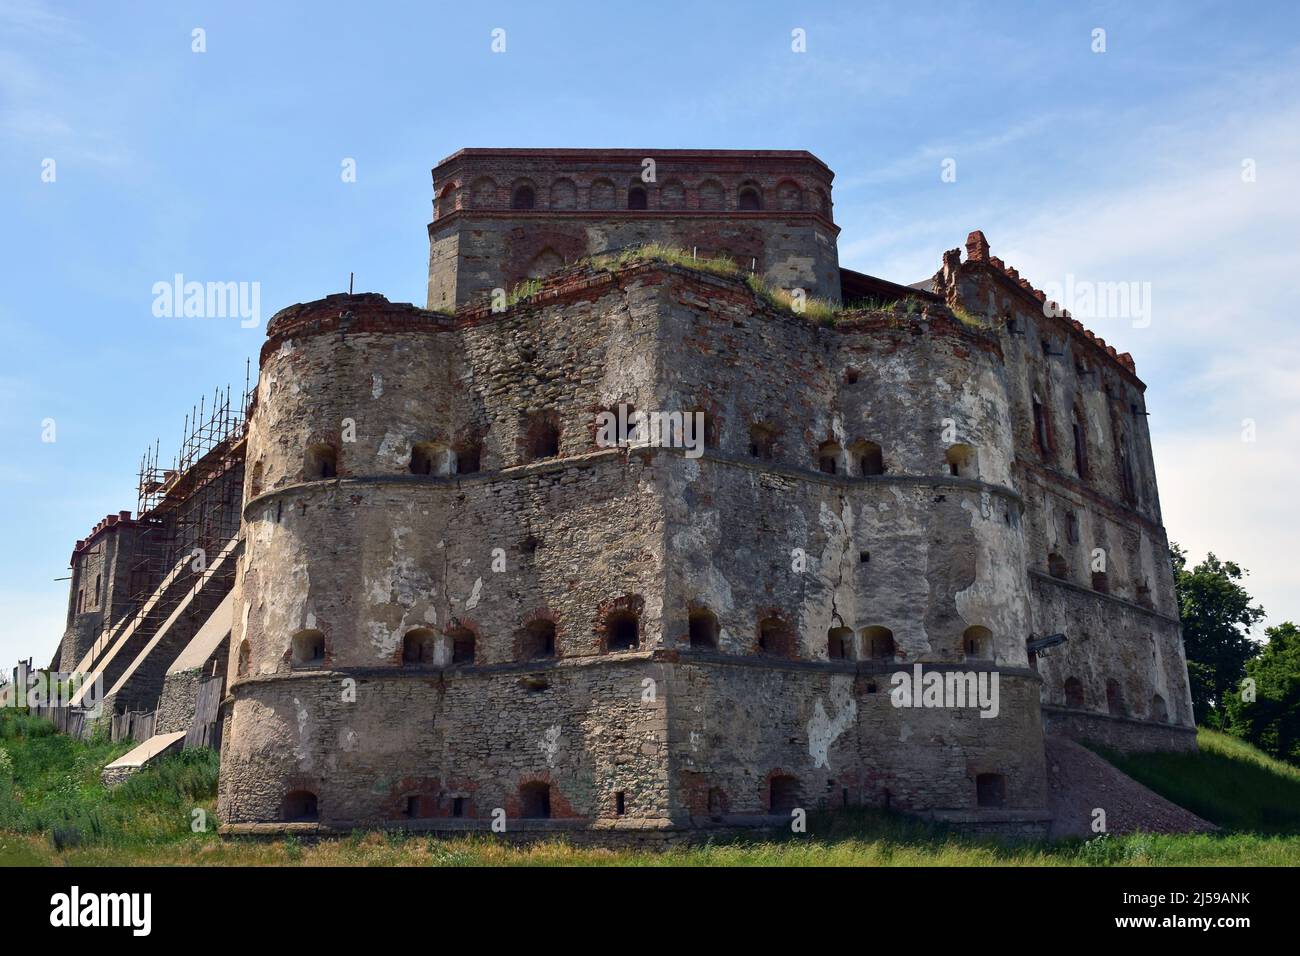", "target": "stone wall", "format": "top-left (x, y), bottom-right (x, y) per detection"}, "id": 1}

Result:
top-left (219, 263), bottom-right (1088, 833)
